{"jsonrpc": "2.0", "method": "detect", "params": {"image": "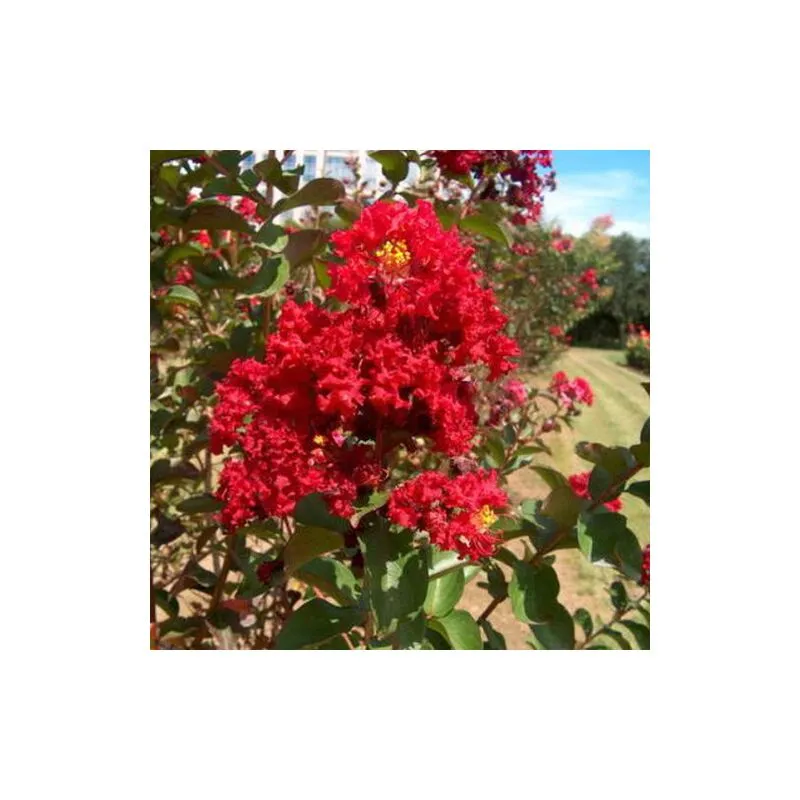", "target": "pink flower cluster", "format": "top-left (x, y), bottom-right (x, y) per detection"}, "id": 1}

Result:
top-left (549, 371), bottom-right (594, 411)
